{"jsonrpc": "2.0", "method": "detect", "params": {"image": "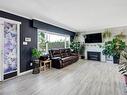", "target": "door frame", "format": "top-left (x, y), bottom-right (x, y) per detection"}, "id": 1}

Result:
top-left (0, 17), bottom-right (21, 81)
